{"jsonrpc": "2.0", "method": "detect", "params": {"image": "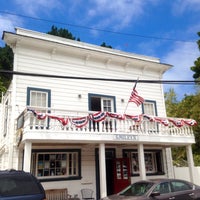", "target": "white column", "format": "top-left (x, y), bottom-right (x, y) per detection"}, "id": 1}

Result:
top-left (186, 145), bottom-right (195, 183)
top-left (99, 143), bottom-right (107, 199)
top-left (165, 147), bottom-right (174, 178)
top-left (138, 144), bottom-right (146, 180)
top-left (23, 141), bottom-right (32, 172)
